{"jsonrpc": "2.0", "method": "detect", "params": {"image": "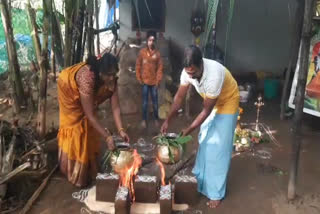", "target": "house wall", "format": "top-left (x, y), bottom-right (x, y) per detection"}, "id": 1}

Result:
top-left (216, 0), bottom-right (301, 73)
top-left (119, 0), bottom-right (194, 46)
top-left (119, 0), bottom-right (302, 74)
